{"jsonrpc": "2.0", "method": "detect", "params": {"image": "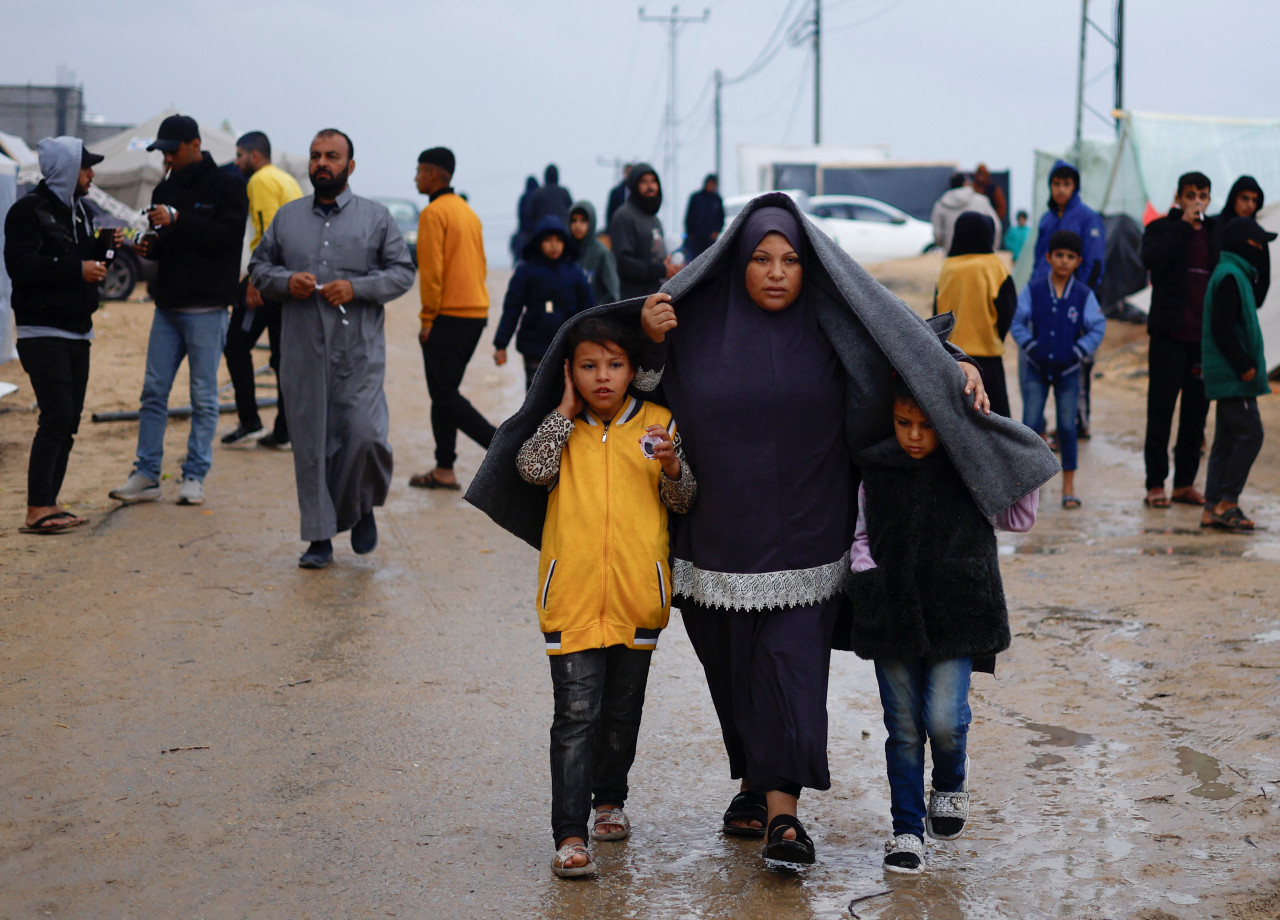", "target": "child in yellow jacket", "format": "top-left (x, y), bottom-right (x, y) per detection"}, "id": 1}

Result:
top-left (517, 316), bottom-right (696, 878)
